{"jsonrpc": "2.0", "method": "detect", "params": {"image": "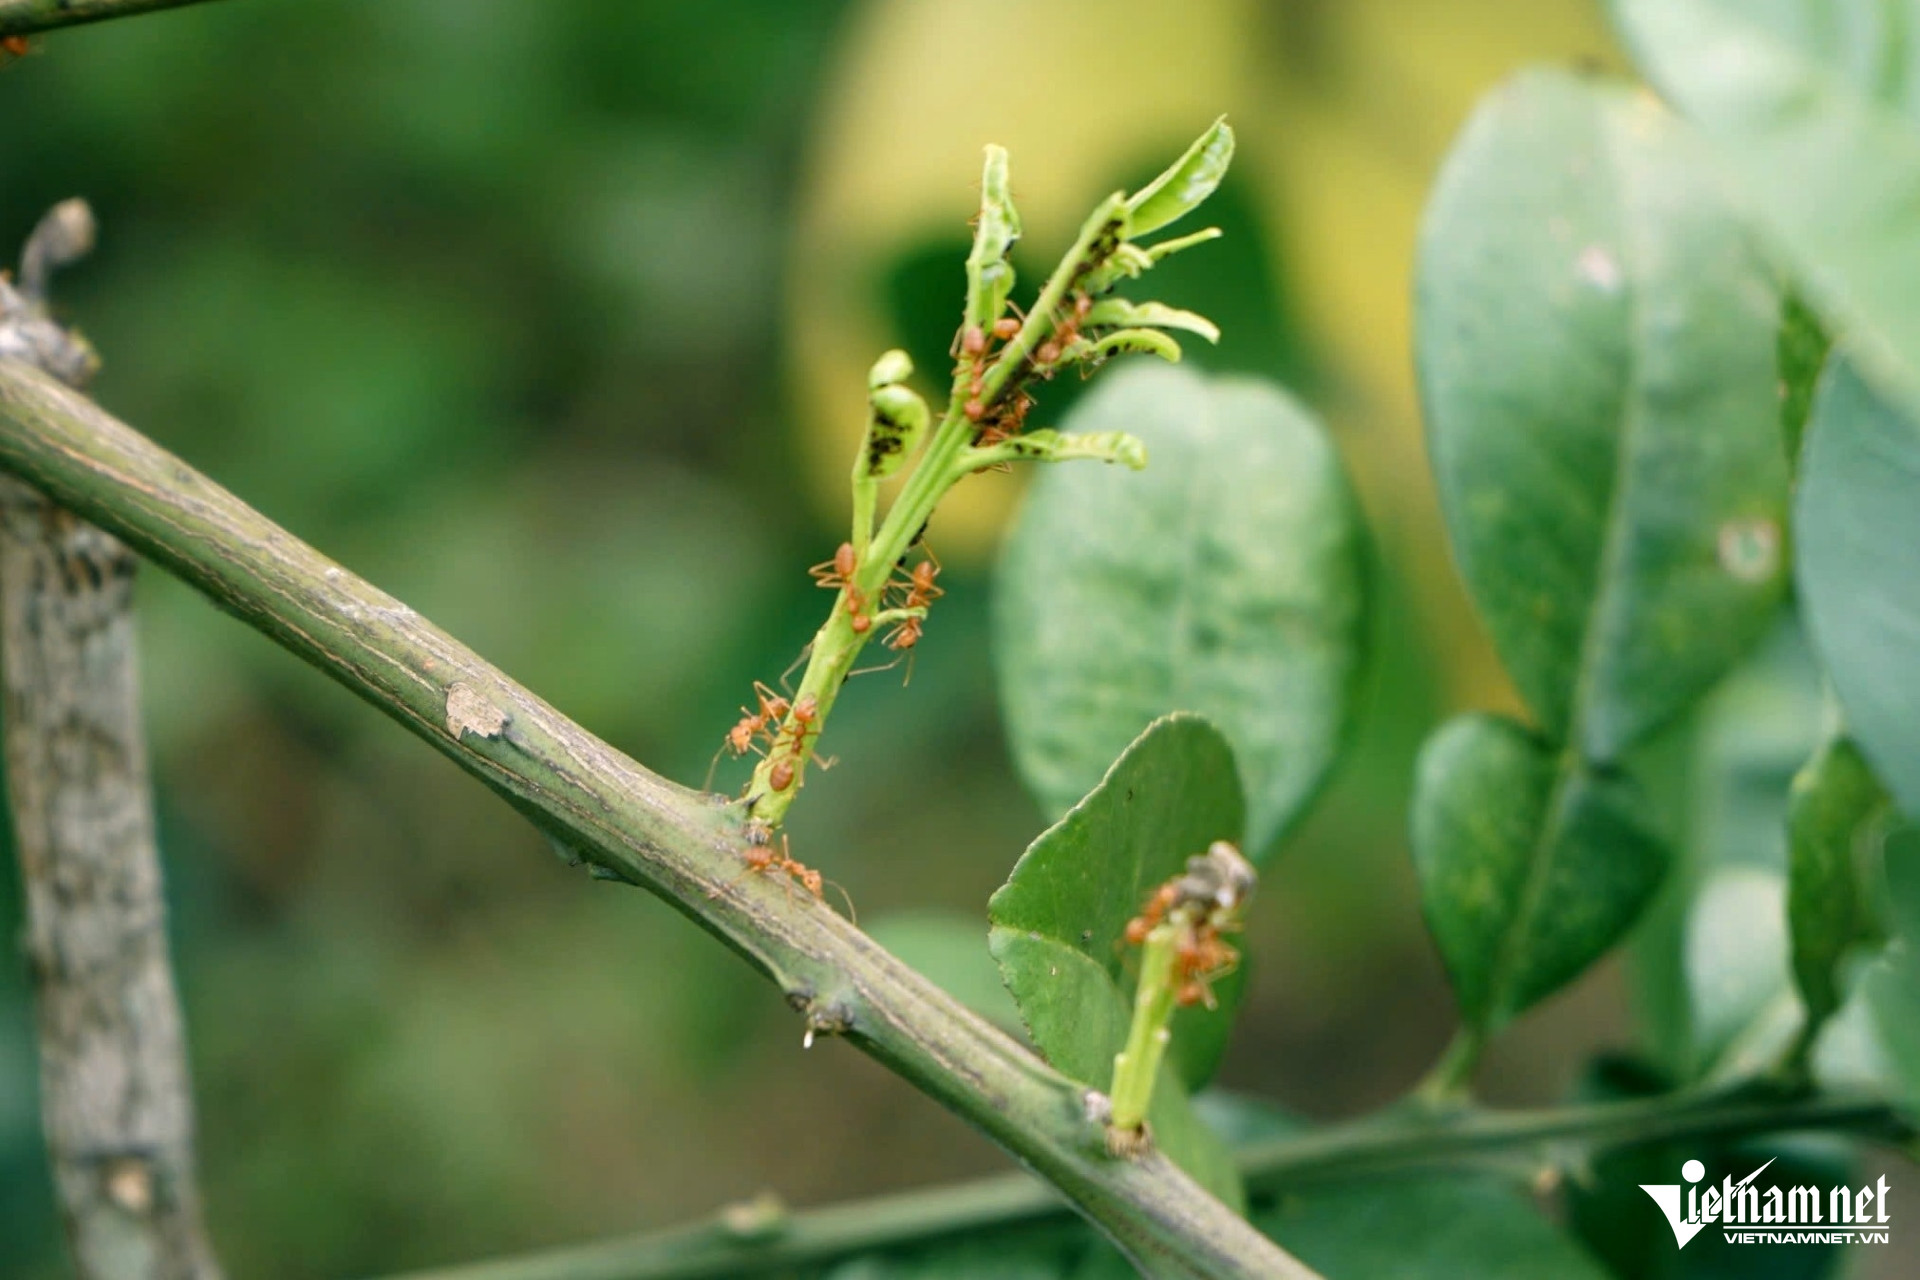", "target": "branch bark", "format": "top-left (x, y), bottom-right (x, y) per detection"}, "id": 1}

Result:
top-left (0, 356), bottom-right (1316, 1280)
top-left (2, 207), bottom-right (221, 1280)
top-left (362, 1088), bottom-right (1910, 1280)
top-left (0, 0), bottom-right (228, 37)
